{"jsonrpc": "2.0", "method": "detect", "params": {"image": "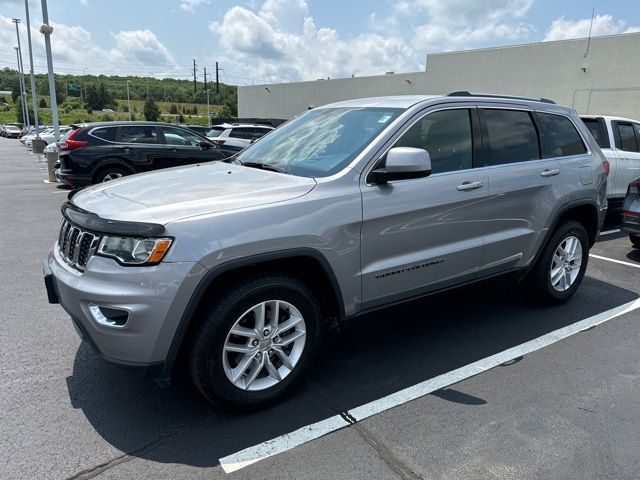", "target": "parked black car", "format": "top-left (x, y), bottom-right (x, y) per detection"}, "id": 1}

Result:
top-left (56, 122), bottom-right (236, 186)
top-left (621, 177), bottom-right (640, 248)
